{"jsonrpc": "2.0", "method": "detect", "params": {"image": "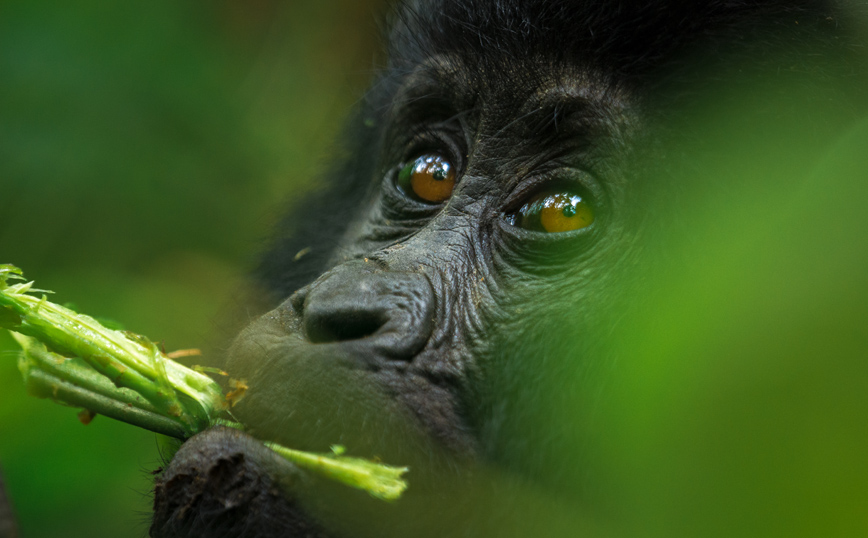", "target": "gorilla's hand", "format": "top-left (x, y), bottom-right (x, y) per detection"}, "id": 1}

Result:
top-left (151, 427), bottom-right (330, 538)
